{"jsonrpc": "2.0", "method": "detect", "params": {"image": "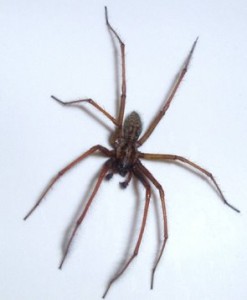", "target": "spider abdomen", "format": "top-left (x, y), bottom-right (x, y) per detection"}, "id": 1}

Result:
top-left (123, 111), bottom-right (142, 142)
